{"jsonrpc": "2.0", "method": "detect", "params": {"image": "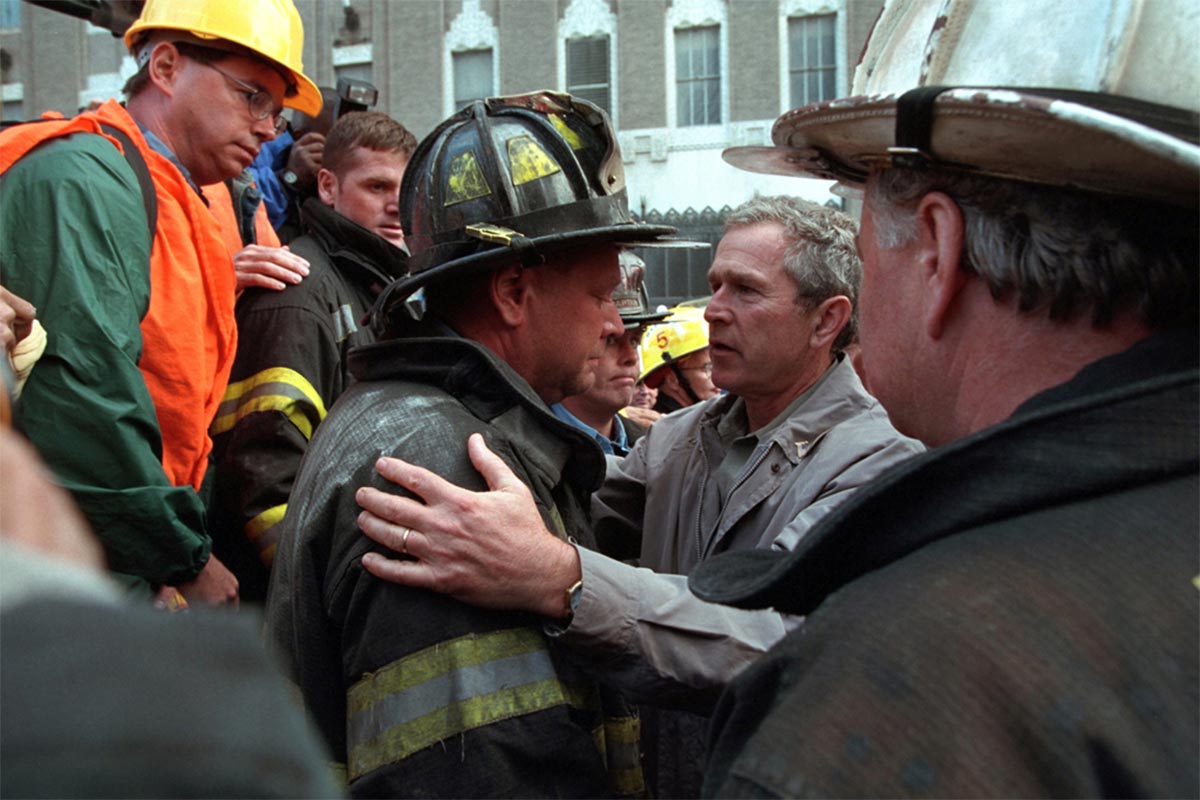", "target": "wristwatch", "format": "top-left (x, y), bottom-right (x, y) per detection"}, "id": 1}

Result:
top-left (281, 169), bottom-right (300, 189)
top-left (564, 579), bottom-right (583, 622)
